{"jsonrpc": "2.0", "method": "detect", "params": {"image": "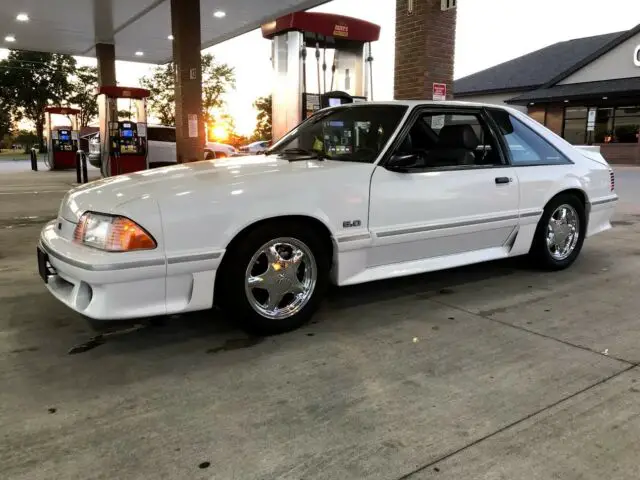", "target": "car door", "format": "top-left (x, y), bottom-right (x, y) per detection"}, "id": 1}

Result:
top-left (367, 107), bottom-right (520, 268)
